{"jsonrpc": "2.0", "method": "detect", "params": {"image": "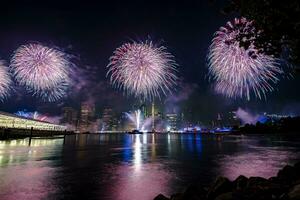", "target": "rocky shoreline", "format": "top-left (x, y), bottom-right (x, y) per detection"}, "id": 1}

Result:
top-left (154, 162), bottom-right (300, 200)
